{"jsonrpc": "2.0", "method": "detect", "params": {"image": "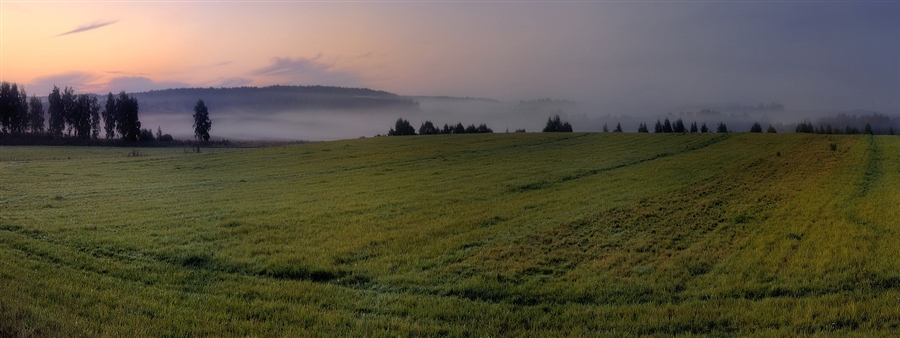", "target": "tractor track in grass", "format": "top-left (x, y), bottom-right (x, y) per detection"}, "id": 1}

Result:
top-left (513, 134), bottom-right (730, 192)
top-left (309, 133), bottom-right (595, 176)
top-left (856, 135), bottom-right (883, 199)
top-left (842, 136), bottom-right (896, 235)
